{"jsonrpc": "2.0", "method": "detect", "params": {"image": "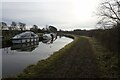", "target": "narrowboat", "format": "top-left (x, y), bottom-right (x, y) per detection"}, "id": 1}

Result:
top-left (12, 31), bottom-right (39, 44)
